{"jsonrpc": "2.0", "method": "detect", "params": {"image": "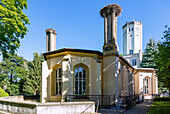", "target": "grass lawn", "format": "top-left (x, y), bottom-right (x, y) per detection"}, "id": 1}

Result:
top-left (148, 101), bottom-right (170, 114)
